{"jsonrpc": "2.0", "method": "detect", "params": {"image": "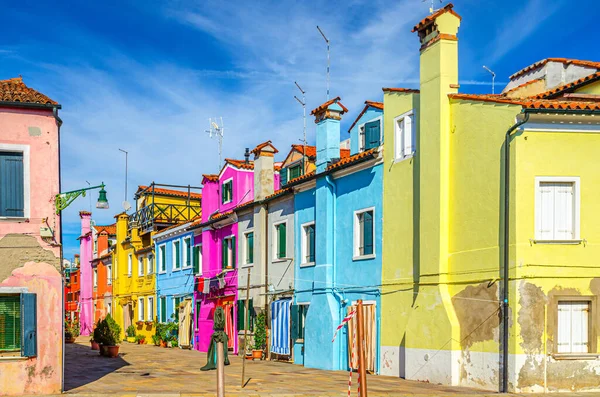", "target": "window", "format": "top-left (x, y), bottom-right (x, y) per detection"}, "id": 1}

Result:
top-left (193, 245), bottom-right (201, 275)
top-left (0, 147), bottom-right (28, 218)
top-left (107, 302), bottom-right (112, 316)
top-left (138, 298), bottom-right (145, 321)
top-left (147, 297), bottom-right (154, 323)
top-left (535, 178), bottom-right (580, 241)
top-left (394, 110), bottom-right (415, 161)
top-left (245, 232), bottom-right (254, 265)
top-left (183, 237), bottom-right (192, 268)
top-left (160, 296), bottom-right (167, 322)
top-left (138, 256), bottom-right (144, 277)
top-left (159, 245), bottom-right (166, 273)
top-left (93, 269), bottom-right (98, 288)
top-left (354, 208), bottom-right (375, 259)
top-left (173, 297), bottom-right (181, 320)
top-left (237, 299), bottom-right (254, 331)
top-left (73, 274), bottom-right (77, 283)
top-left (127, 254), bottom-right (132, 277)
top-left (0, 293), bottom-right (36, 357)
top-left (173, 241), bottom-right (181, 269)
top-left (275, 222), bottom-right (287, 260)
top-left (222, 237), bottom-right (236, 269)
top-left (558, 301), bottom-right (590, 353)
top-left (107, 264), bottom-right (112, 285)
top-left (221, 179), bottom-right (233, 204)
top-left (147, 254), bottom-right (154, 275)
top-left (67, 293), bottom-right (72, 302)
top-left (298, 304), bottom-right (308, 340)
top-left (302, 222), bottom-right (315, 265)
top-left (359, 119), bottom-right (381, 151)
top-left (289, 164), bottom-right (302, 180)
top-left (196, 301), bottom-right (202, 330)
